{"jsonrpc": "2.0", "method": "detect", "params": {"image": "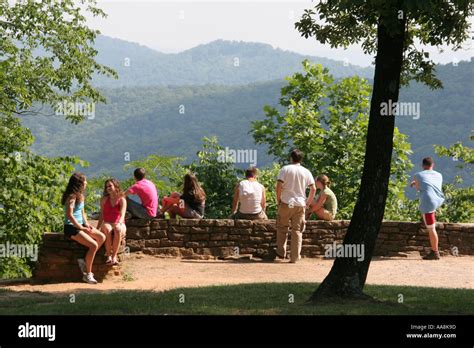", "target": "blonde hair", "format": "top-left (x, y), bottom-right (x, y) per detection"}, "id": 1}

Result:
top-left (316, 174), bottom-right (331, 188)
